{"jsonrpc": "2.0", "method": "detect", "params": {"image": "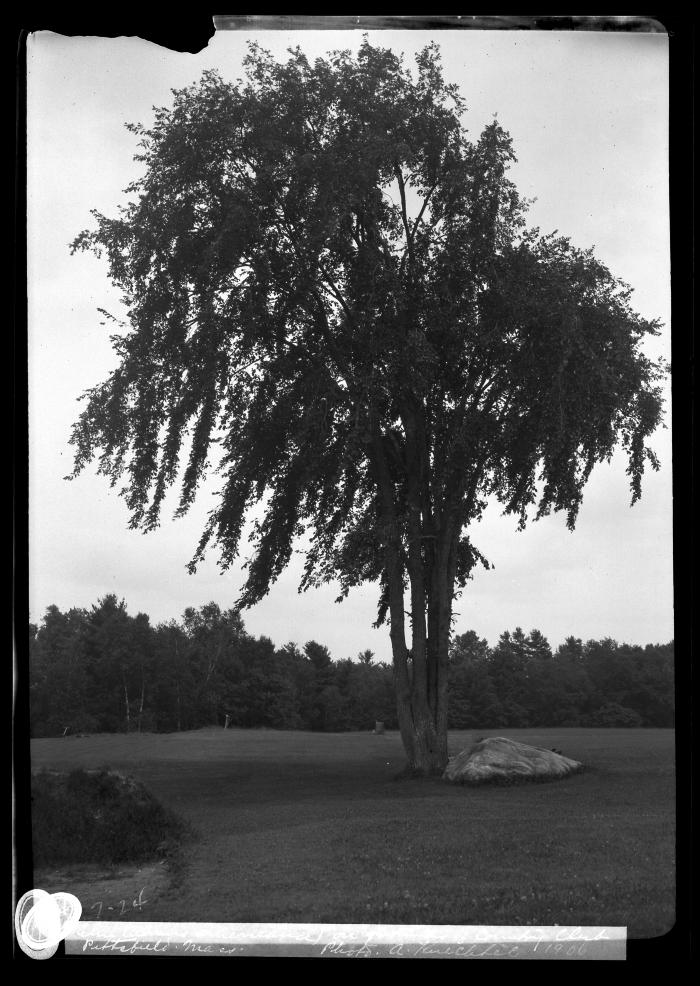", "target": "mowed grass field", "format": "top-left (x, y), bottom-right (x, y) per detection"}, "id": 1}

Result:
top-left (29, 728), bottom-right (675, 938)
